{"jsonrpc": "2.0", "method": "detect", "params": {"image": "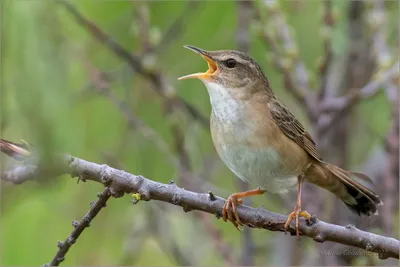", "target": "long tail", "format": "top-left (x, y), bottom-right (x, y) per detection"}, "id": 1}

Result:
top-left (308, 162), bottom-right (382, 216)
